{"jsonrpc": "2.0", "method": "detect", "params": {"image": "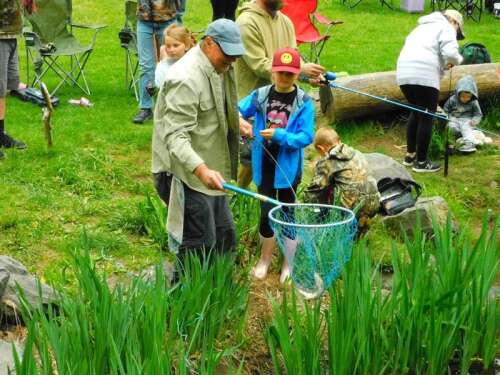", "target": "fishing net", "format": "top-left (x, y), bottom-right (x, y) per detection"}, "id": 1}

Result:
top-left (269, 204), bottom-right (357, 299)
